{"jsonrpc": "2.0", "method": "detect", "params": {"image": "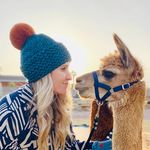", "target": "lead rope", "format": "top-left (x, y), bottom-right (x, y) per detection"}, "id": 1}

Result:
top-left (82, 102), bottom-right (102, 150)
